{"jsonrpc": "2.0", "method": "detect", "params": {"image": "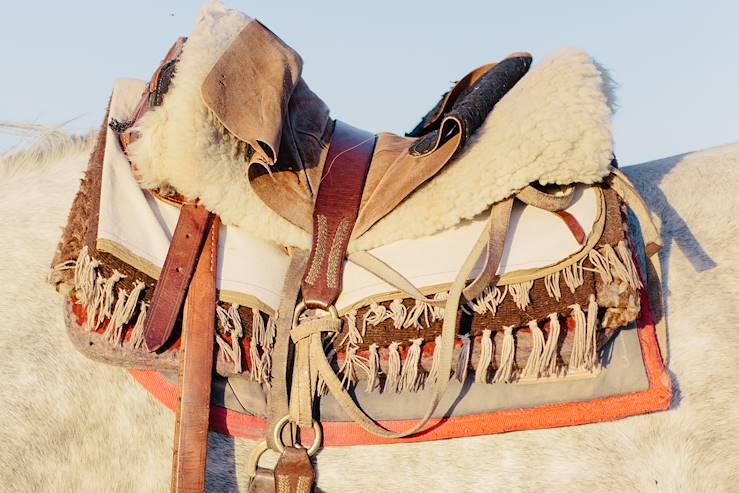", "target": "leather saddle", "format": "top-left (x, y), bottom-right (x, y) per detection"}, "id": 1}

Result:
top-left (49, 9), bottom-right (670, 493)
